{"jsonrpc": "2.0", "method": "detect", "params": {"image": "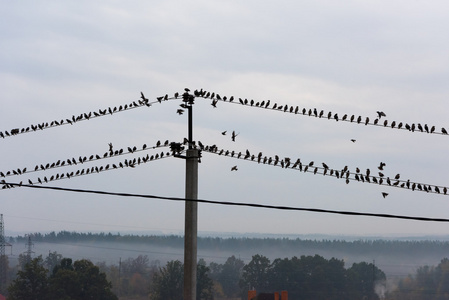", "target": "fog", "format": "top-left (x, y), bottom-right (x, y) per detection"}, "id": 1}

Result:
top-left (8, 237), bottom-right (448, 281)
